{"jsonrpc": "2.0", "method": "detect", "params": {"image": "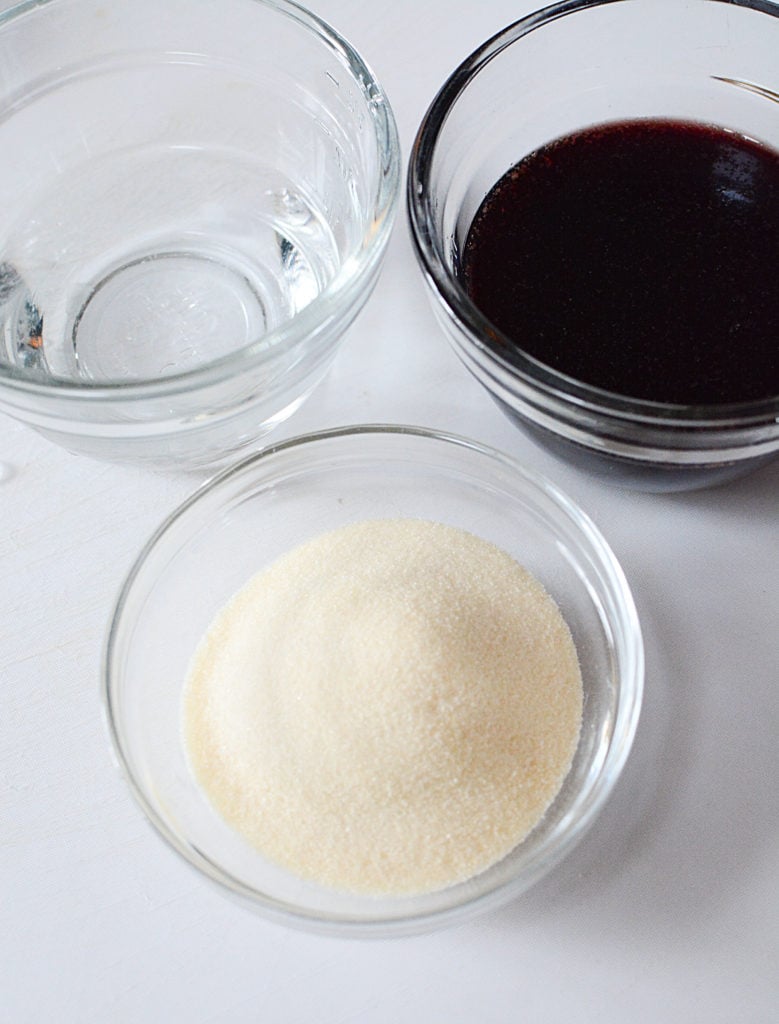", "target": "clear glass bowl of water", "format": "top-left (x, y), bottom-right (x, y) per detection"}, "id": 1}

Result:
top-left (0, 0), bottom-right (400, 465)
